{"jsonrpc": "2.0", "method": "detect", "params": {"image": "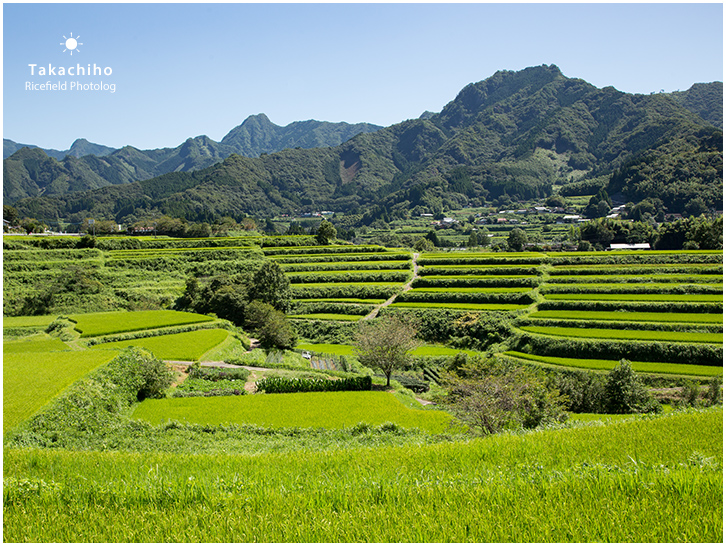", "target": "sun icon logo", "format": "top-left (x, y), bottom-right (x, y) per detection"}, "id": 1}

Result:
top-left (60, 32), bottom-right (83, 55)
